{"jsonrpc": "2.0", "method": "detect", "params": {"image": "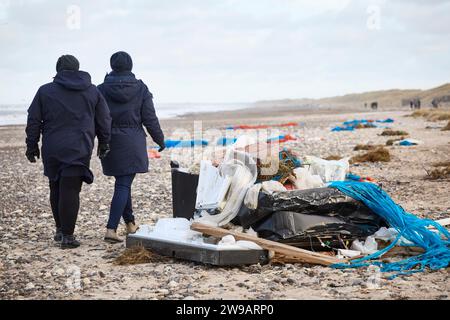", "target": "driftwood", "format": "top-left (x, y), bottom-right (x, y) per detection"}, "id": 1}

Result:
top-left (191, 222), bottom-right (341, 266)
